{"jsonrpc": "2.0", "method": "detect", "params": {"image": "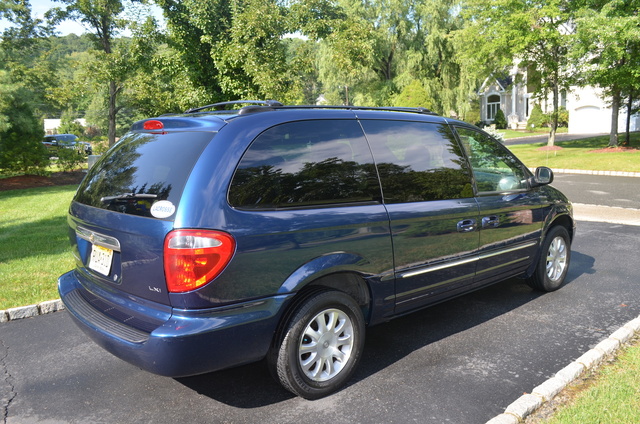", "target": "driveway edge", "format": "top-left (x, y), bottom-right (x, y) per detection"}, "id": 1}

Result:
top-left (485, 315), bottom-right (640, 424)
top-left (0, 299), bottom-right (65, 323)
